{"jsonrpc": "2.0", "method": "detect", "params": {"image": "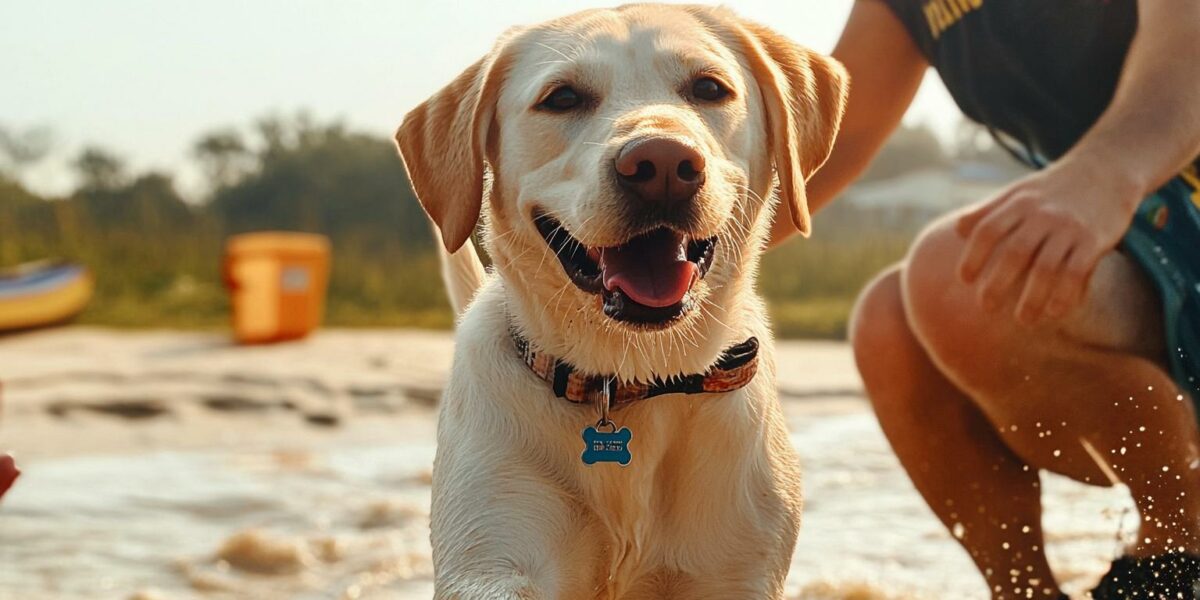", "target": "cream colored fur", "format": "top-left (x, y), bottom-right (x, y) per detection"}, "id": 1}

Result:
top-left (431, 226), bottom-right (487, 315)
top-left (396, 5), bottom-right (847, 598)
